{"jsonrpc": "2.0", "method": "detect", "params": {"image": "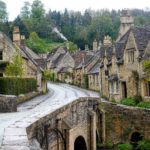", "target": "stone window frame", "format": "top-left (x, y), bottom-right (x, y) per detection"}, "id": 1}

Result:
top-left (128, 49), bottom-right (135, 63)
top-left (109, 81), bottom-right (119, 94)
